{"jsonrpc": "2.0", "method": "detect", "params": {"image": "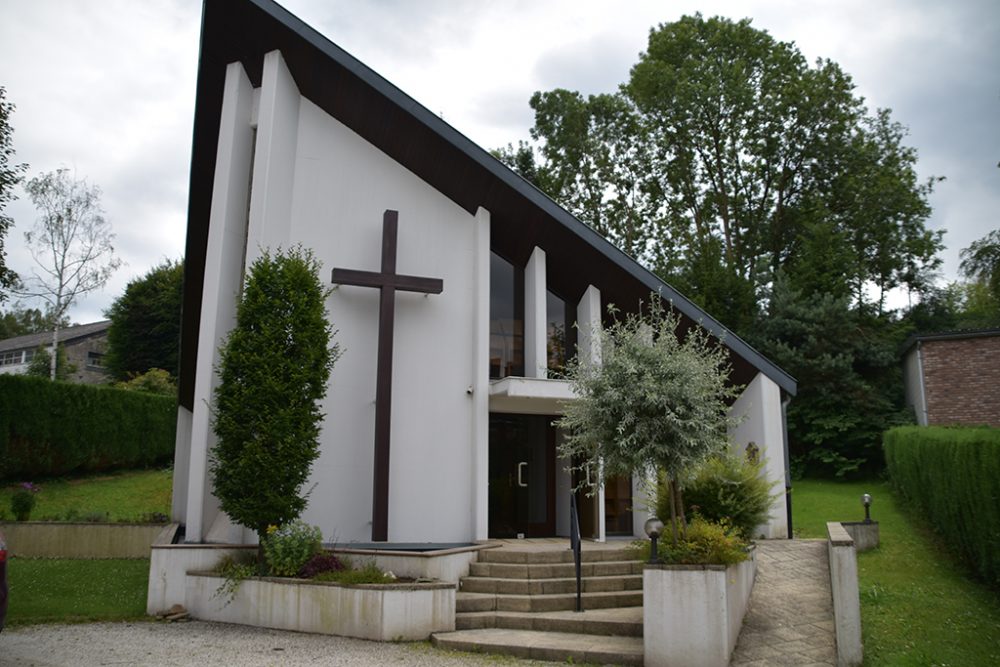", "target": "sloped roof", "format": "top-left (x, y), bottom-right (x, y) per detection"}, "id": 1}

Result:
top-left (901, 327), bottom-right (1000, 355)
top-left (180, 0), bottom-right (797, 409)
top-left (0, 320), bottom-right (111, 353)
